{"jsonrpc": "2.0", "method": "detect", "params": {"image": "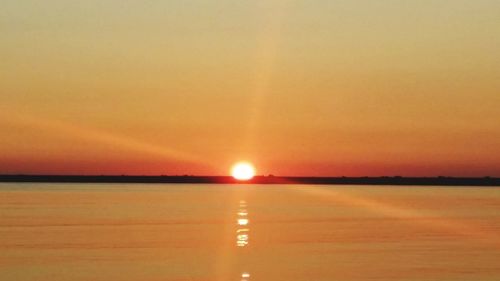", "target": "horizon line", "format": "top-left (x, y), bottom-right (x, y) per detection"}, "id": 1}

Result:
top-left (0, 174), bottom-right (498, 186)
